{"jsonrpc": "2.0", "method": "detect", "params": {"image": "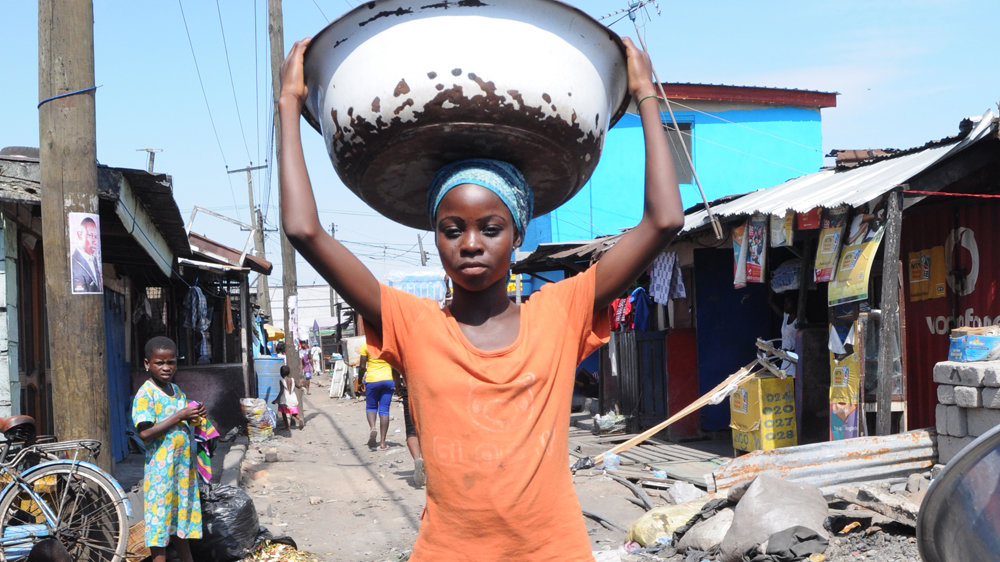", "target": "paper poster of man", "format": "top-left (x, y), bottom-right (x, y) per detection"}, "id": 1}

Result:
top-left (69, 212), bottom-right (103, 294)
